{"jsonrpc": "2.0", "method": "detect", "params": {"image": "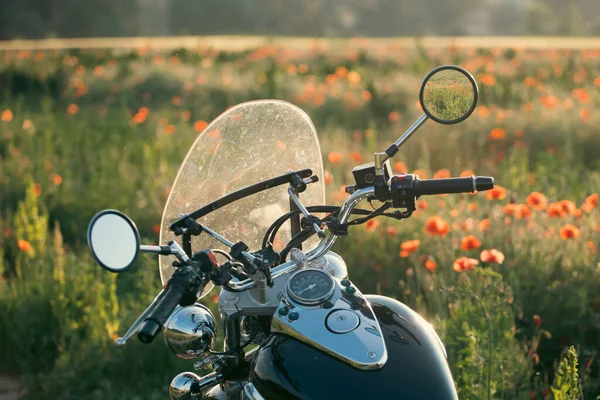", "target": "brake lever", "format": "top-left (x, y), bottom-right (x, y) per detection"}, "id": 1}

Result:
top-left (115, 241), bottom-right (197, 346)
